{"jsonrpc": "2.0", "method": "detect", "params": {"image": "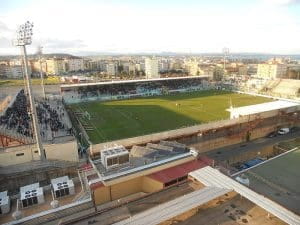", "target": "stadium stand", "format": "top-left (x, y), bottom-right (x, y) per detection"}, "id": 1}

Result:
top-left (0, 90), bottom-right (33, 137)
top-left (0, 89), bottom-right (71, 144)
top-left (61, 76), bottom-right (212, 103)
top-left (233, 78), bottom-right (300, 100)
top-left (270, 79), bottom-right (300, 98)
